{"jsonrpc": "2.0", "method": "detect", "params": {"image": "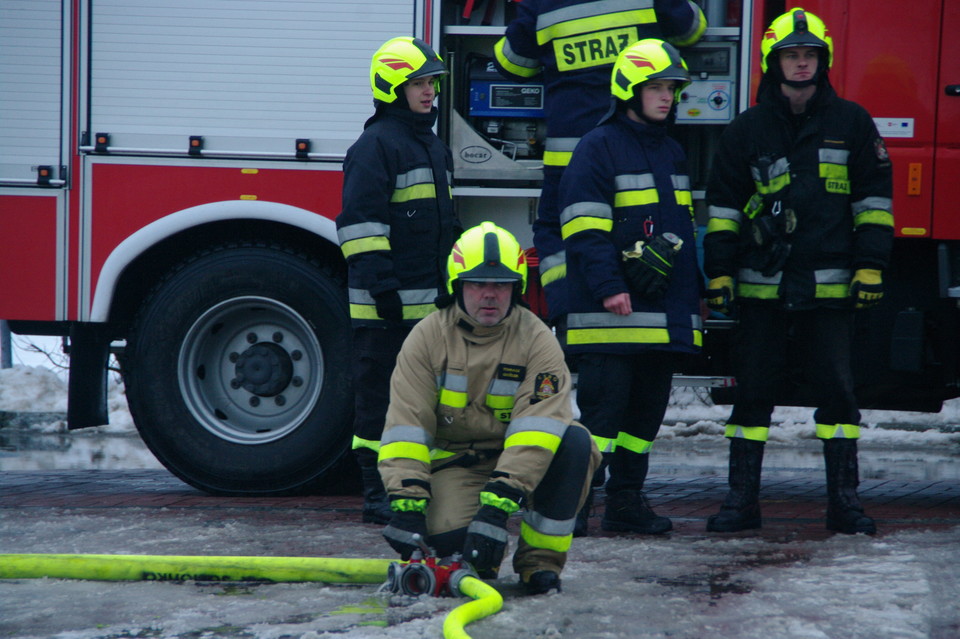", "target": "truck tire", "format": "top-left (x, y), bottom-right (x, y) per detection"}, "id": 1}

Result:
top-left (122, 243), bottom-right (354, 495)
